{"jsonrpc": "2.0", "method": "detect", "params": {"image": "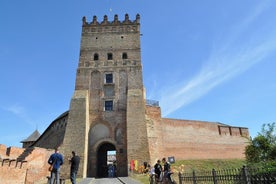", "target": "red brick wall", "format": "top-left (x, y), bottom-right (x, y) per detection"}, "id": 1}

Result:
top-left (24, 147), bottom-right (53, 184)
top-left (0, 165), bottom-right (27, 184)
top-left (161, 118), bottom-right (248, 159)
top-left (146, 106), bottom-right (249, 164)
top-left (6, 146), bottom-right (25, 159)
top-left (0, 144), bottom-right (7, 157)
top-left (0, 145), bottom-right (53, 184)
